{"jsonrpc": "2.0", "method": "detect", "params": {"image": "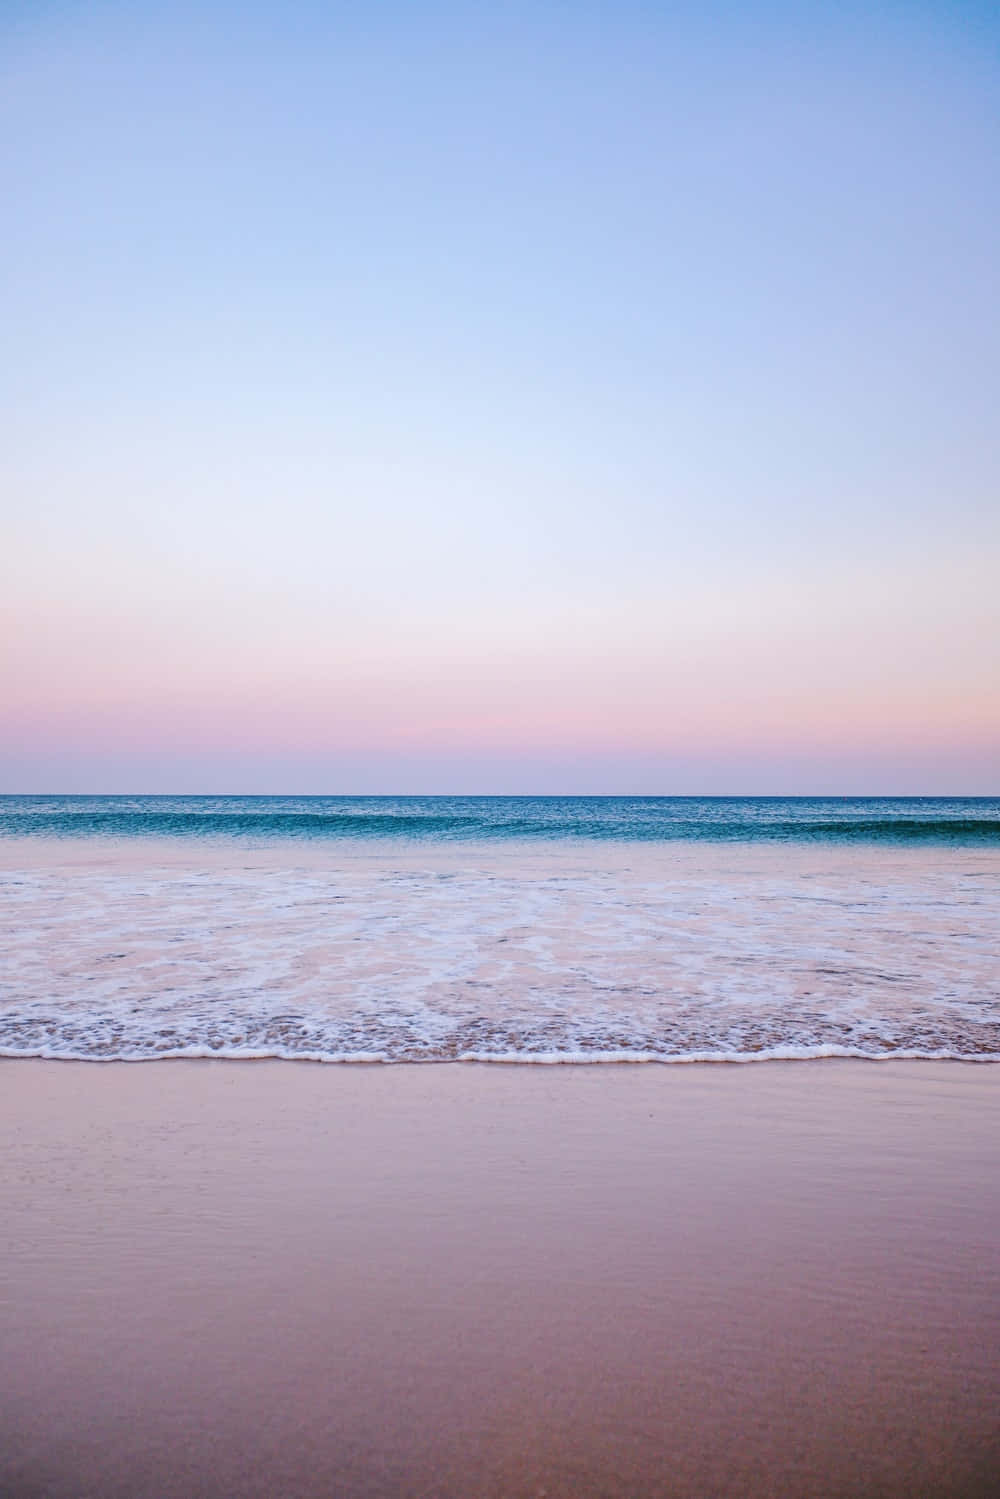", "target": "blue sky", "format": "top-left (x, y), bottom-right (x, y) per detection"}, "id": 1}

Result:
top-left (2, 1), bottom-right (998, 791)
